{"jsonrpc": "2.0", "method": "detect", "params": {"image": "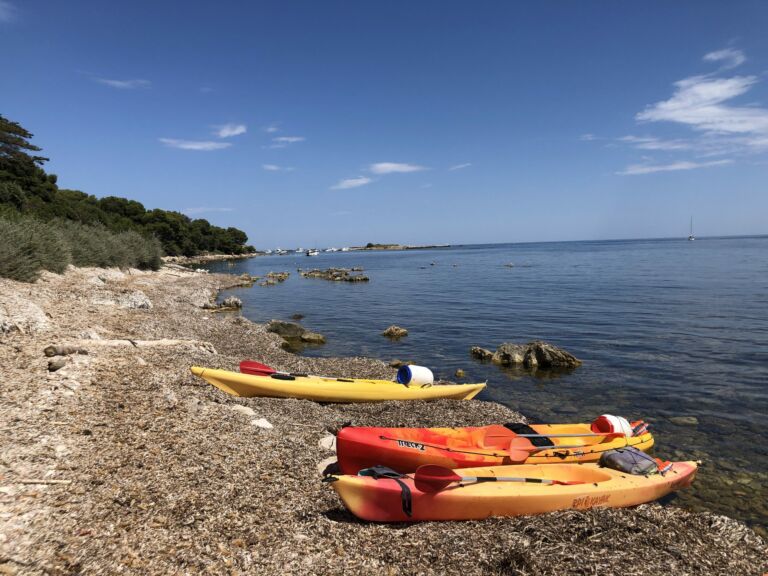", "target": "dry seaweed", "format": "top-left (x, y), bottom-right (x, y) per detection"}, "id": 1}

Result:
top-left (0, 266), bottom-right (765, 575)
